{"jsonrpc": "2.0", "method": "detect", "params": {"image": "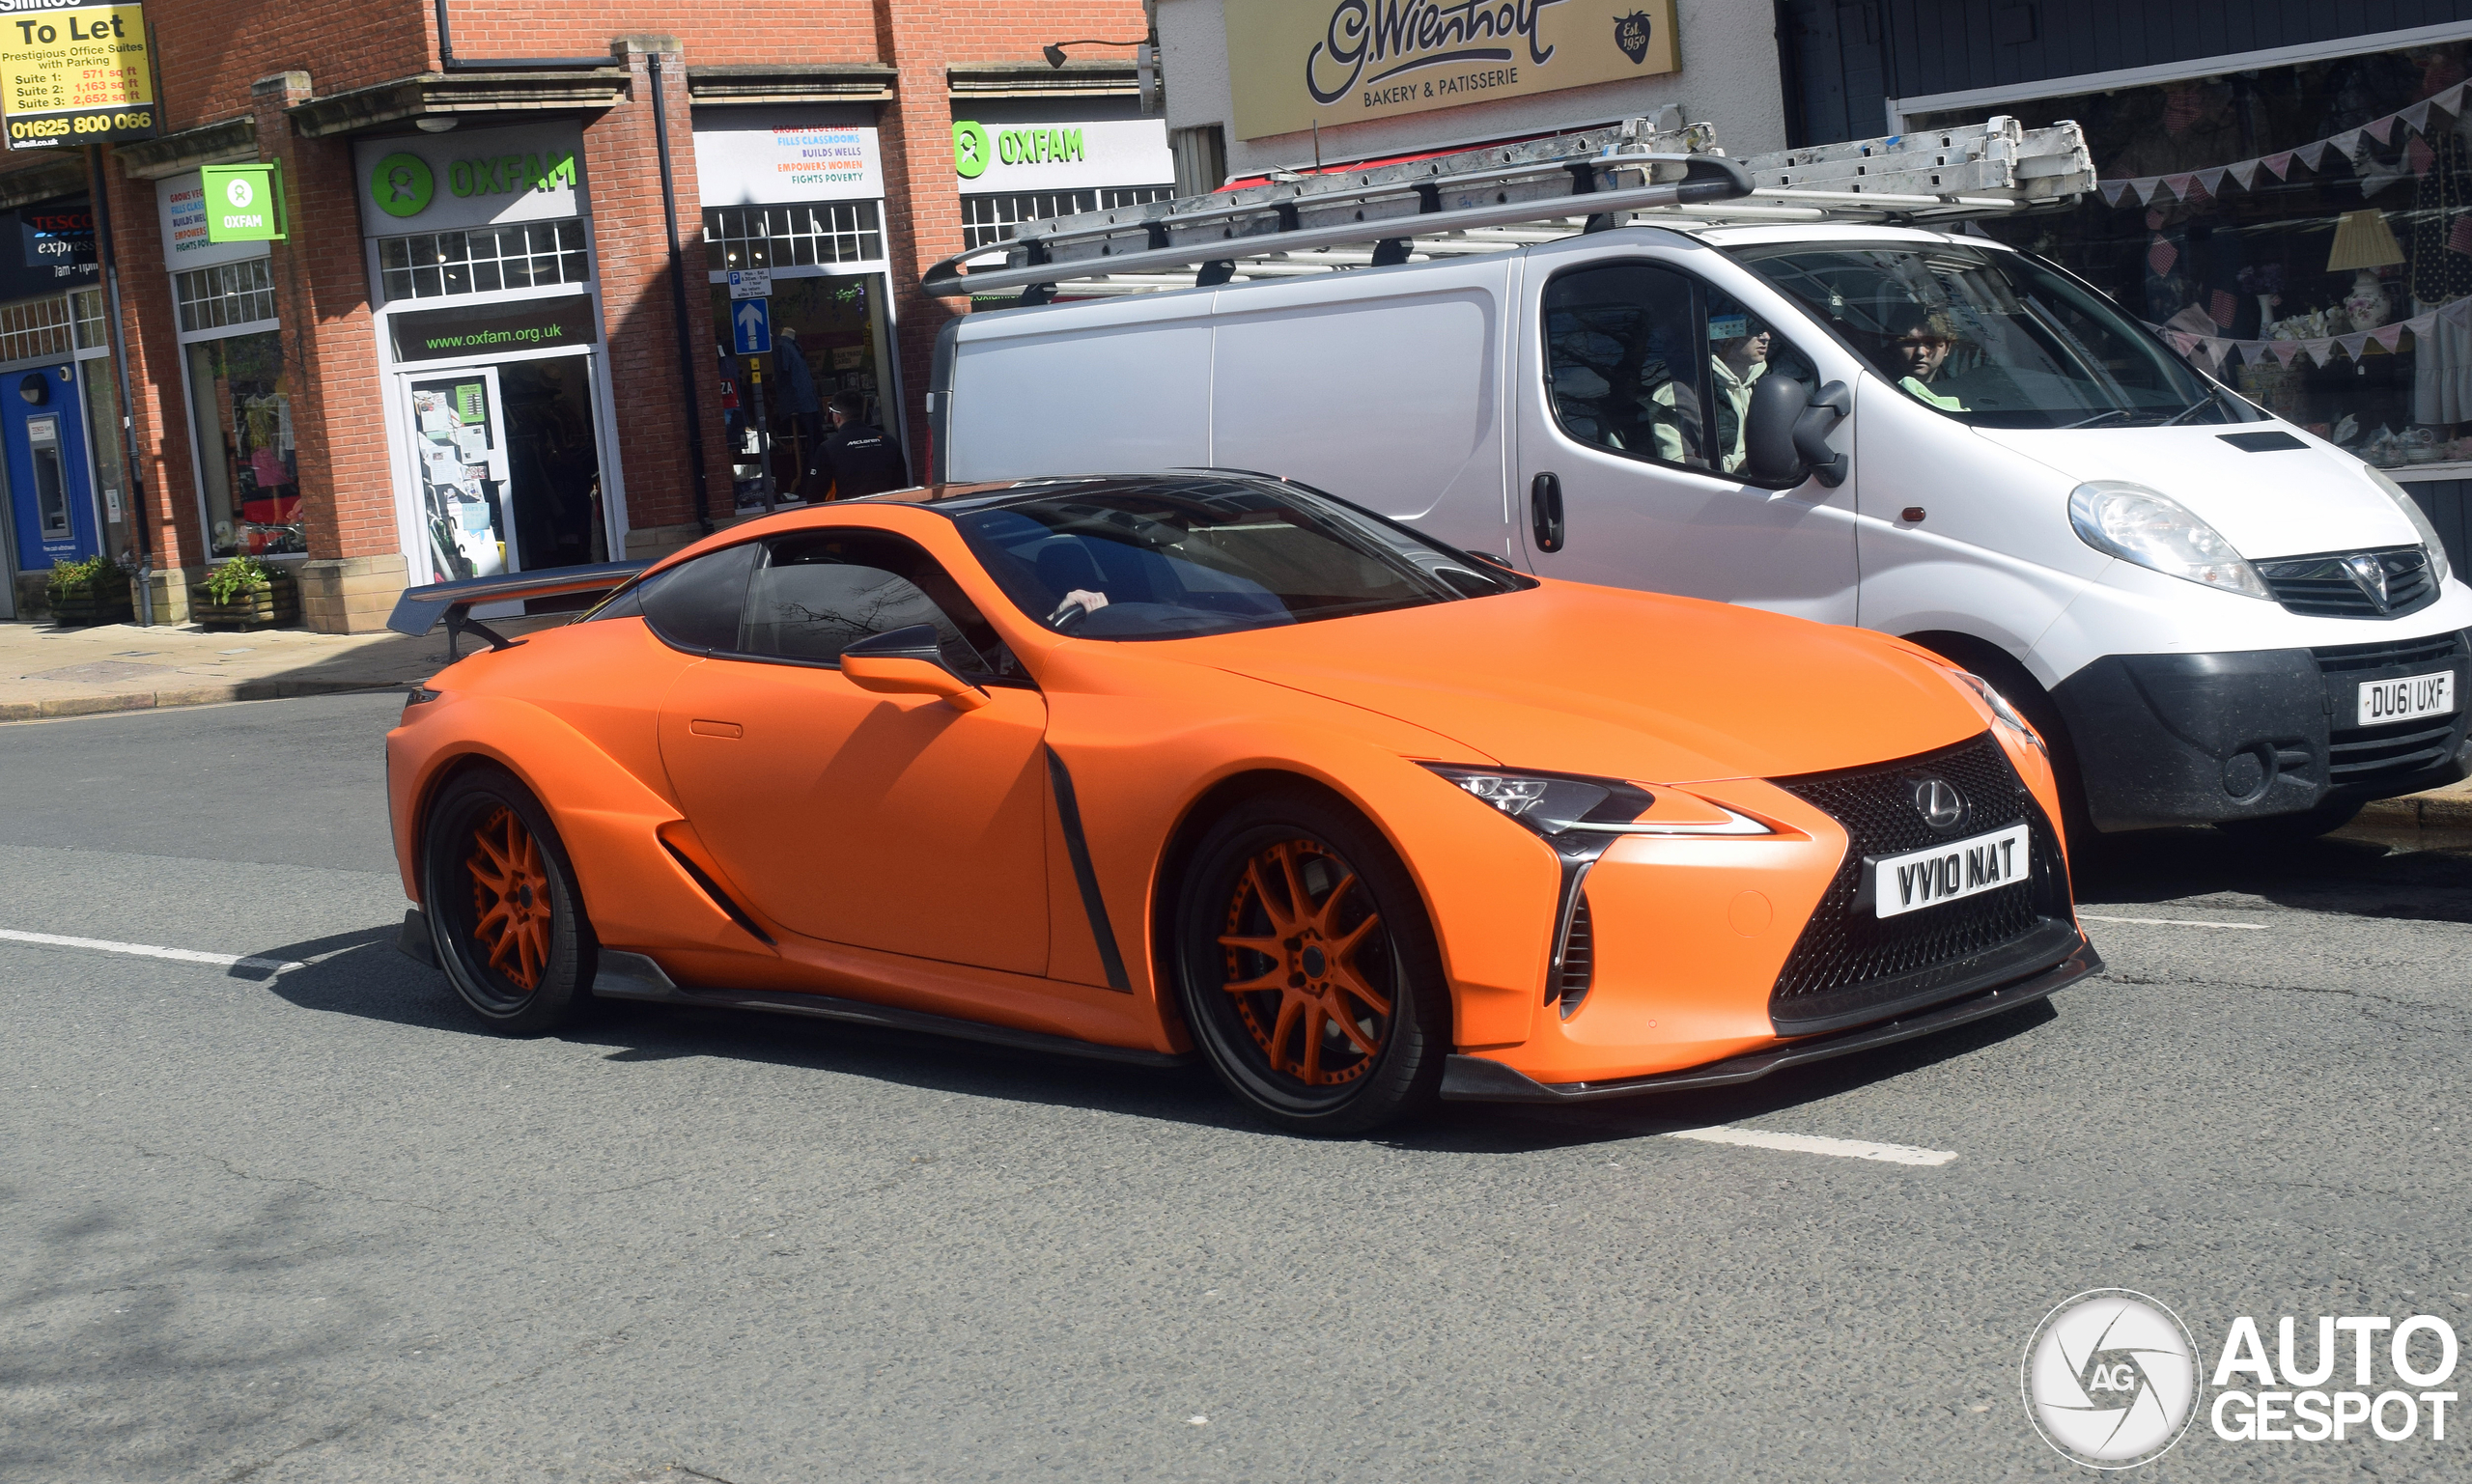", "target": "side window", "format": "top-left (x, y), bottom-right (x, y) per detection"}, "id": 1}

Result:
top-left (1545, 265), bottom-right (1820, 480)
top-left (1543, 263), bottom-right (1705, 467)
top-left (741, 529), bottom-right (1018, 678)
top-left (640, 541), bottom-right (759, 653)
